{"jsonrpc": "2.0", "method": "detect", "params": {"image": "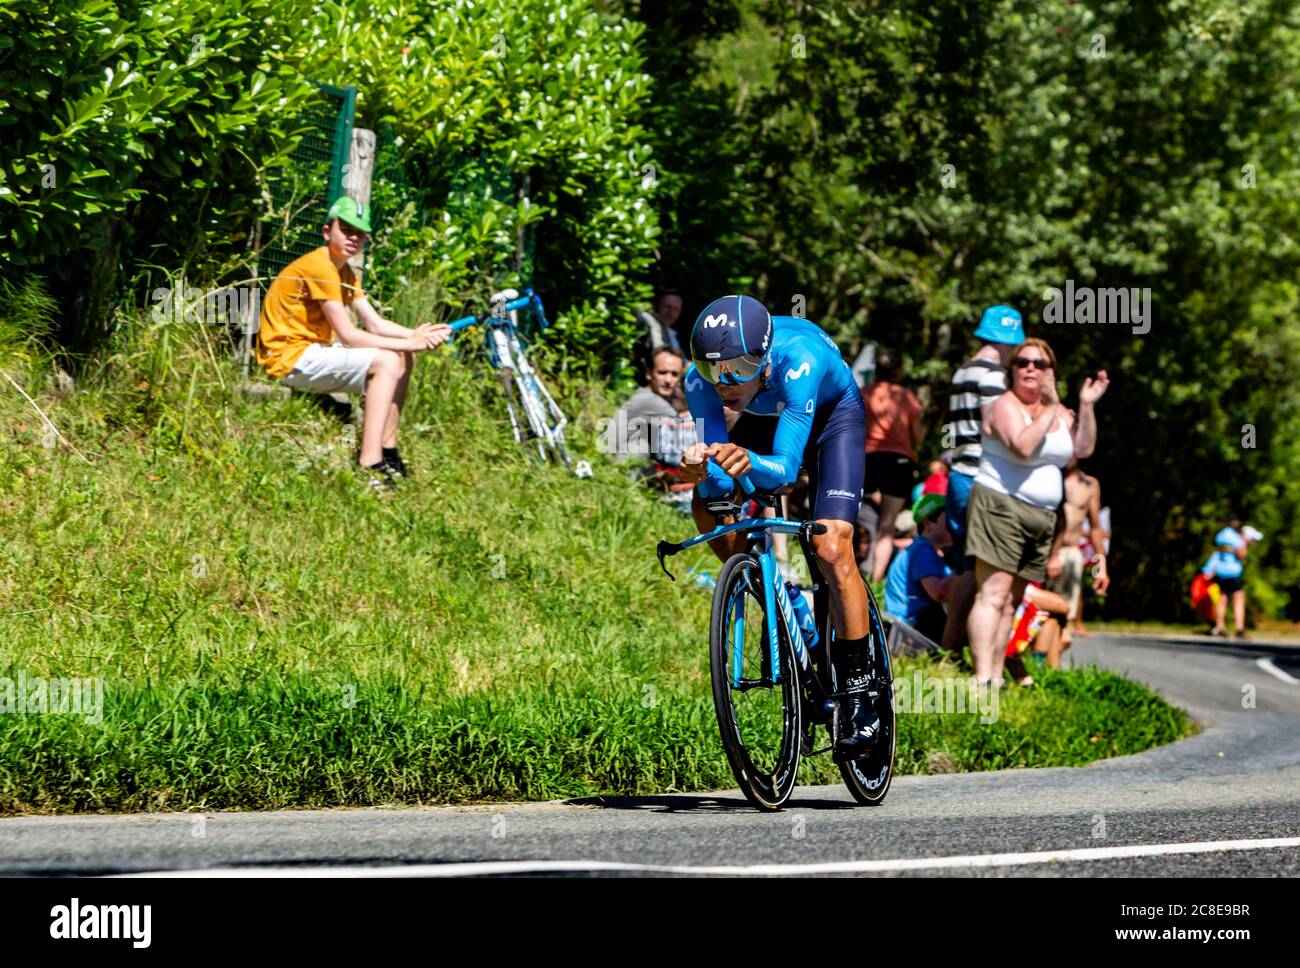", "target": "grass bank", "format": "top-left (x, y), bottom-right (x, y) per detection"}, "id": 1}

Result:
top-left (0, 310), bottom-right (1193, 813)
